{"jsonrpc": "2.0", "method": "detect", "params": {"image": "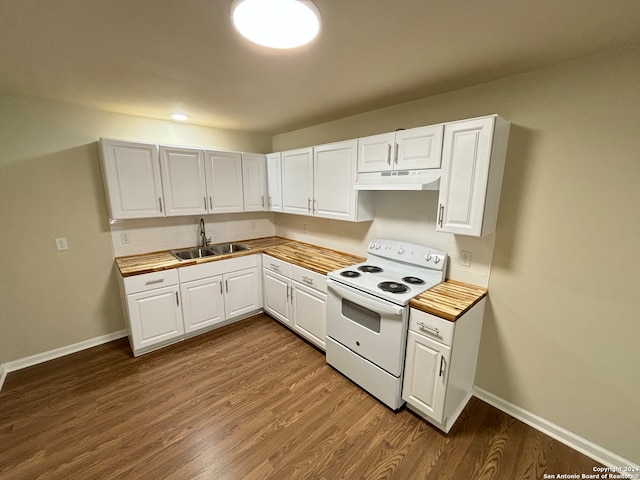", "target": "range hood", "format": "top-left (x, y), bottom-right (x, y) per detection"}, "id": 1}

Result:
top-left (353, 169), bottom-right (441, 191)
